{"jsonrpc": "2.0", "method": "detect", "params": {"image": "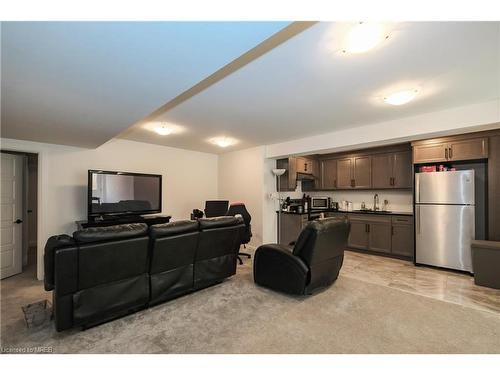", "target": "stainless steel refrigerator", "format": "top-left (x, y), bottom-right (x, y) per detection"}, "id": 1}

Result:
top-left (415, 170), bottom-right (475, 272)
